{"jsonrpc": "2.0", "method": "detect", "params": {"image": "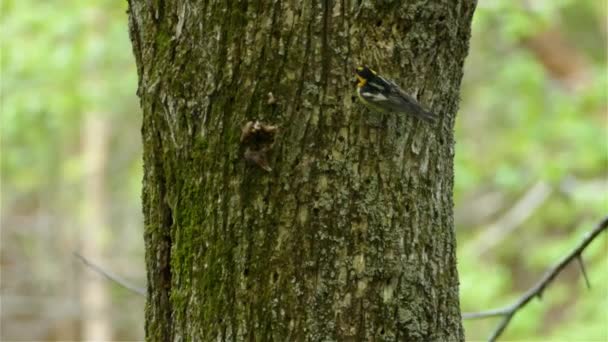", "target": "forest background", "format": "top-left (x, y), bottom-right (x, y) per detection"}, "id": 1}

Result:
top-left (1, 0), bottom-right (606, 340)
